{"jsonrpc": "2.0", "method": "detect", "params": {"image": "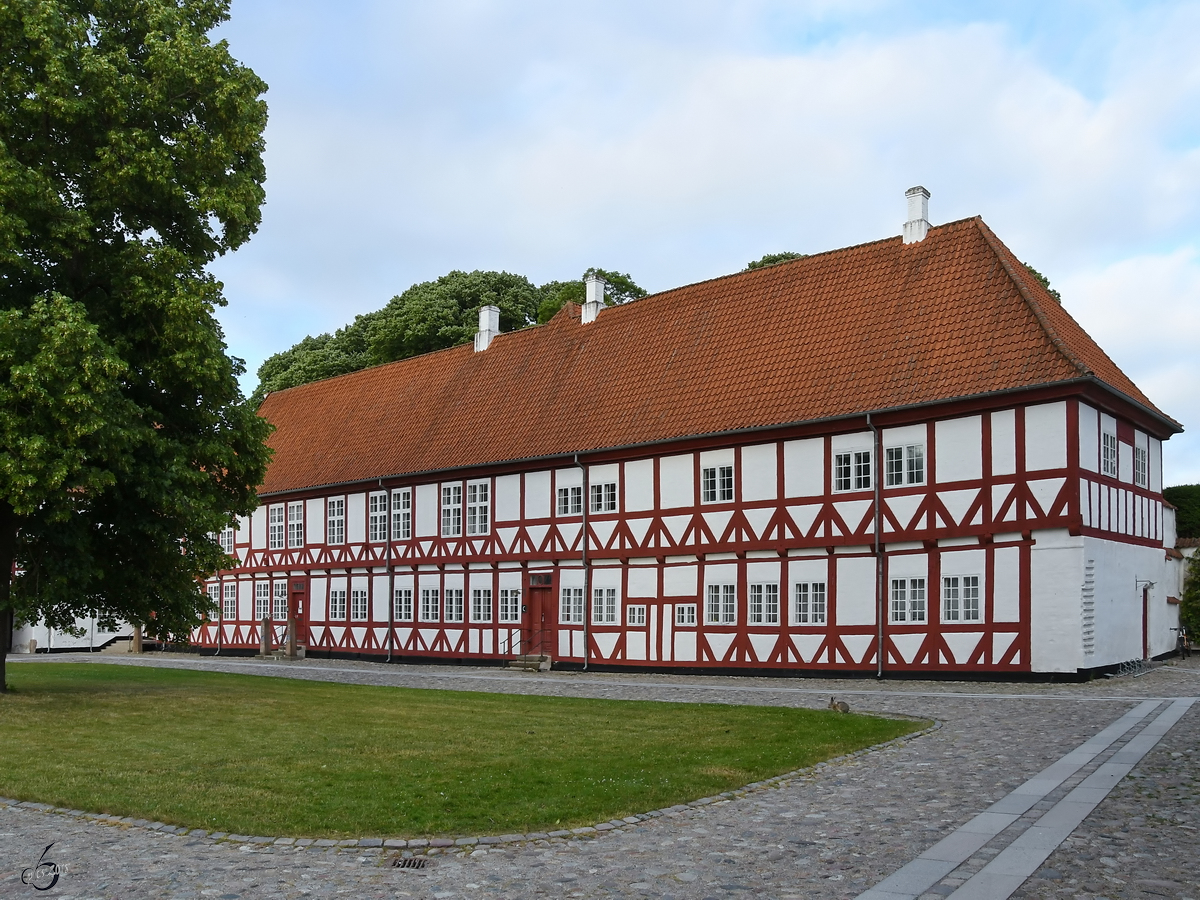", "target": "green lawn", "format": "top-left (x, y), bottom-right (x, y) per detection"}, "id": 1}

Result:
top-left (0, 663), bottom-right (922, 838)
